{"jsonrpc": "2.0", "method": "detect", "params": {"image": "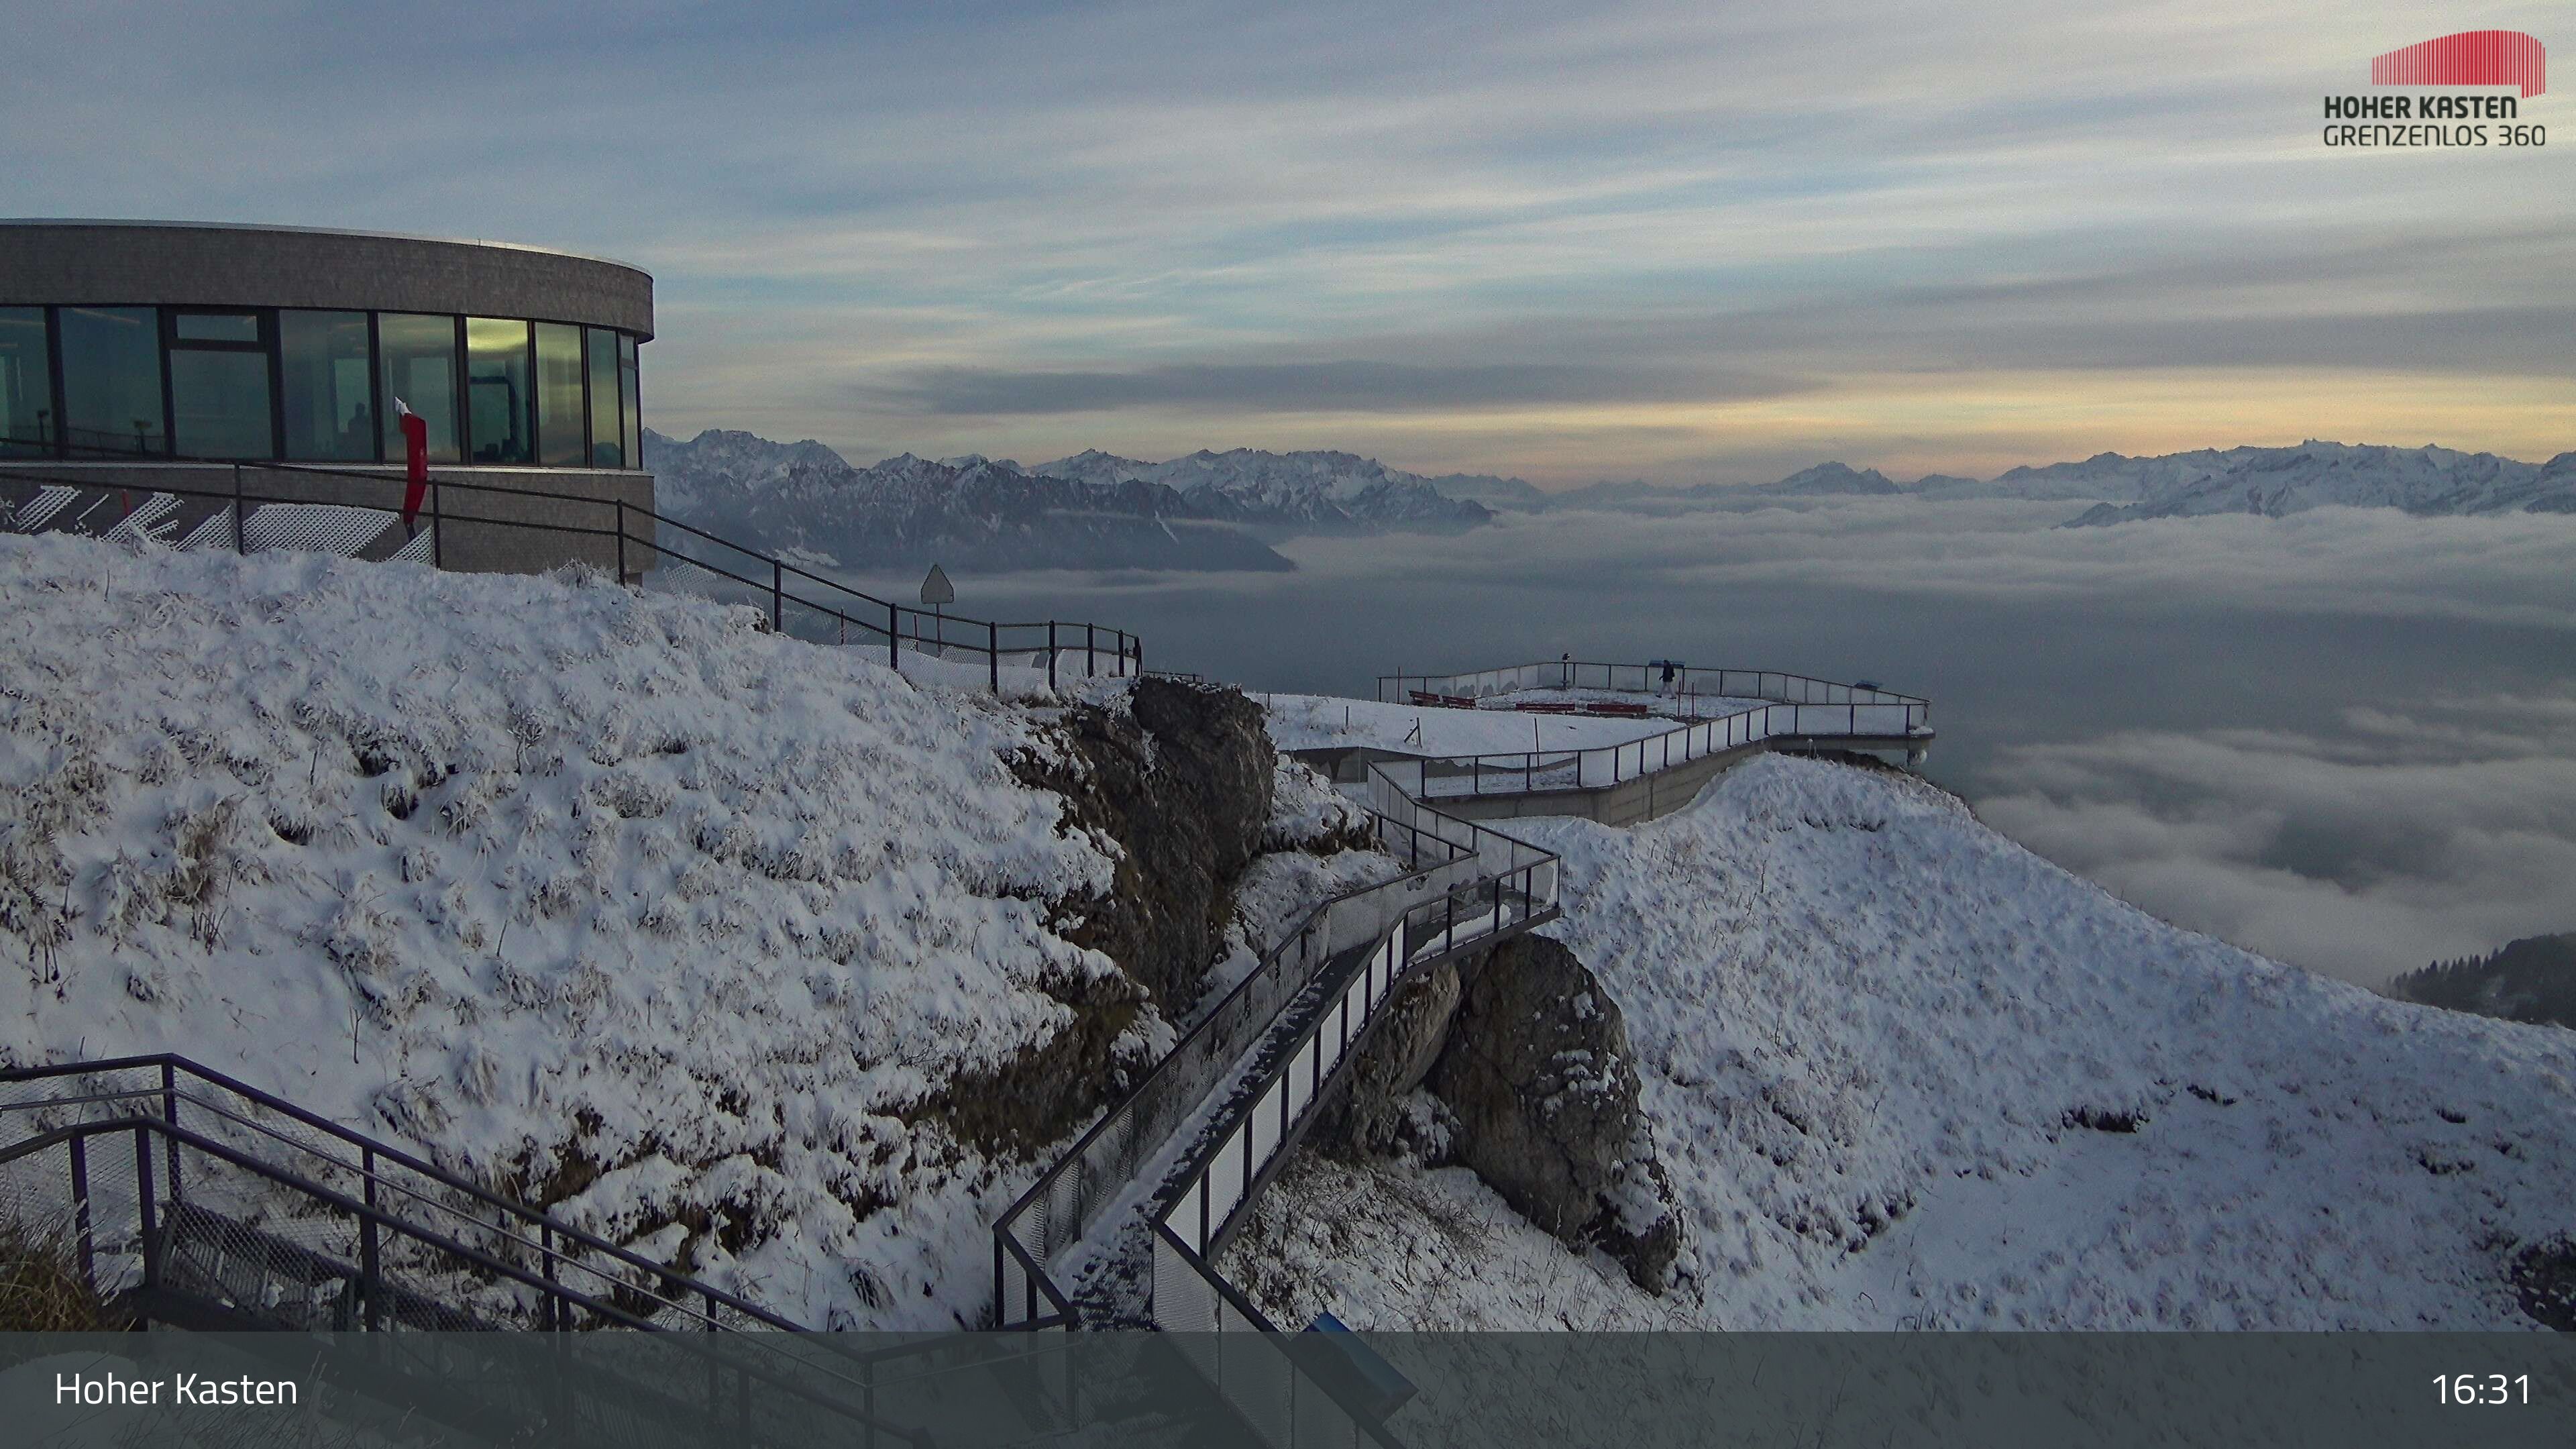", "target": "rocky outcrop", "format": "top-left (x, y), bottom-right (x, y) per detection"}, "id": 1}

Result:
top-left (1014, 678), bottom-right (1277, 1014)
top-left (1322, 932), bottom-right (1682, 1293)
top-left (926, 680), bottom-right (1275, 1157)
top-left (1320, 958), bottom-right (1462, 1157)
